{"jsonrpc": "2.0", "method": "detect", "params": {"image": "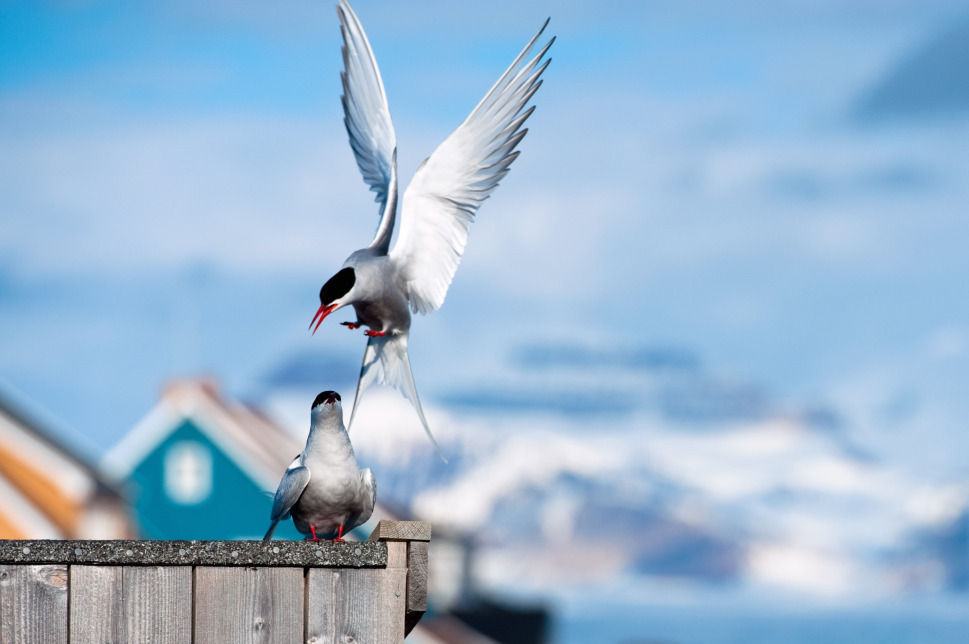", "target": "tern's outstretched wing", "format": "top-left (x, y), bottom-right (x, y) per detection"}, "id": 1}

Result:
top-left (337, 0), bottom-right (398, 254)
top-left (348, 333), bottom-right (447, 462)
top-left (263, 459), bottom-right (311, 541)
top-left (391, 19), bottom-right (554, 313)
